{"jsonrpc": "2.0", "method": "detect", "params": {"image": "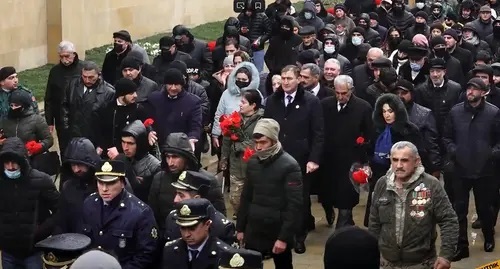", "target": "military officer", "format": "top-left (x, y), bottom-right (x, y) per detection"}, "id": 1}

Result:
top-left (0, 66), bottom-right (39, 120)
top-left (218, 247), bottom-right (263, 269)
top-left (82, 160), bottom-right (158, 269)
top-left (161, 198), bottom-right (234, 269)
top-left (165, 170), bottom-right (237, 246)
top-left (35, 233), bottom-right (91, 269)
